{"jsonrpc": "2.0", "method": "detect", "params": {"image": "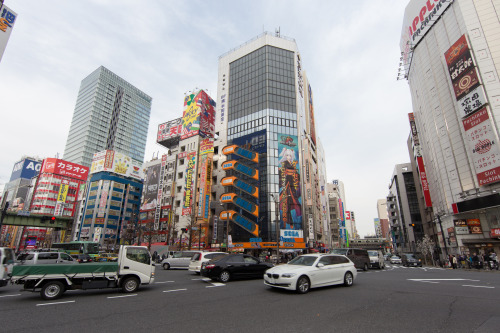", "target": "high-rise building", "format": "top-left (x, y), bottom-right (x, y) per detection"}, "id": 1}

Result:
top-left (212, 32), bottom-right (323, 253)
top-left (387, 163), bottom-right (423, 253)
top-left (400, 0), bottom-right (500, 257)
top-left (63, 66), bottom-right (152, 168)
